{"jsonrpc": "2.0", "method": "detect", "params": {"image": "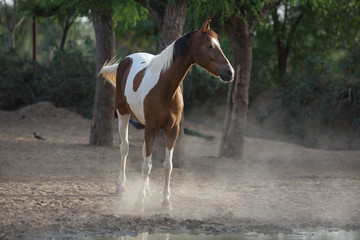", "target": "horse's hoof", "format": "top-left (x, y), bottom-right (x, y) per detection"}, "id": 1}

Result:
top-left (162, 200), bottom-right (172, 212)
top-left (135, 200), bottom-right (145, 213)
top-left (113, 186), bottom-right (125, 197)
top-left (146, 189), bottom-right (152, 198)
